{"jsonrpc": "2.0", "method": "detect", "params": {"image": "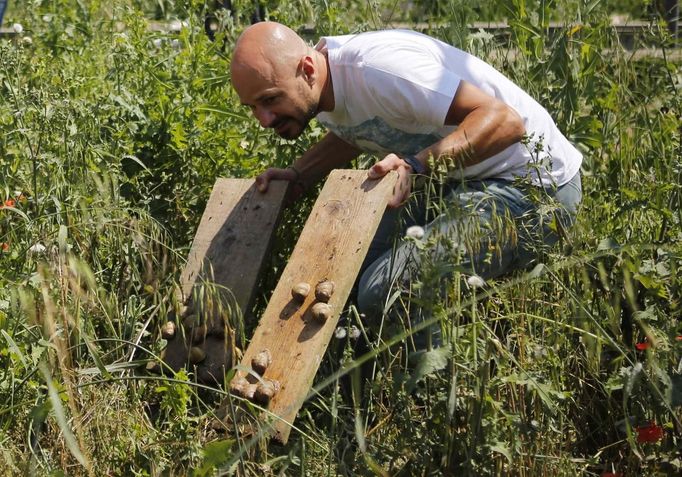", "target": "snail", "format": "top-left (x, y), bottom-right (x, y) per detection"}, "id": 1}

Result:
top-left (230, 377), bottom-right (257, 400)
top-left (161, 321), bottom-right (176, 339)
top-left (291, 282), bottom-right (311, 303)
top-left (315, 280), bottom-right (335, 303)
top-left (251, 349), bottom-right (272, 375)
top-left (254, 379), bottom-right (280, 405)
top-left (311, 302), bottom-right (332, 323)
top-left (189, 346), bottom-right (206, 364)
